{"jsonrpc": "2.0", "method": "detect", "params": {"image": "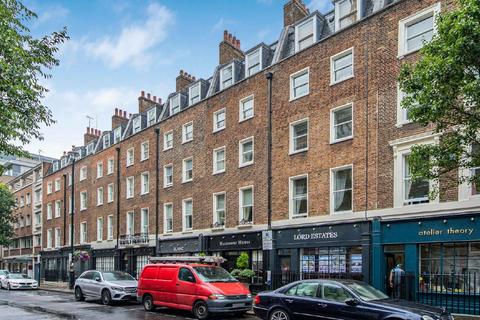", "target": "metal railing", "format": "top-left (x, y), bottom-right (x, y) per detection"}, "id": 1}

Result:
top-left (119, 233), bottom-right (149, 246)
